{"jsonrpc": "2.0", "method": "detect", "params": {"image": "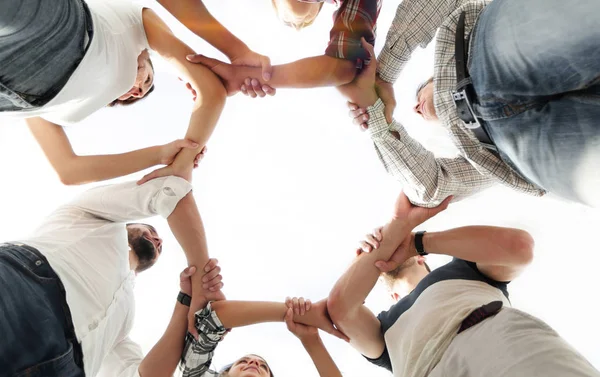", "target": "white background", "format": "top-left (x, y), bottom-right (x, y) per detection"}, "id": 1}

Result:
top-left (0, 0), bottom-right (599, 375)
